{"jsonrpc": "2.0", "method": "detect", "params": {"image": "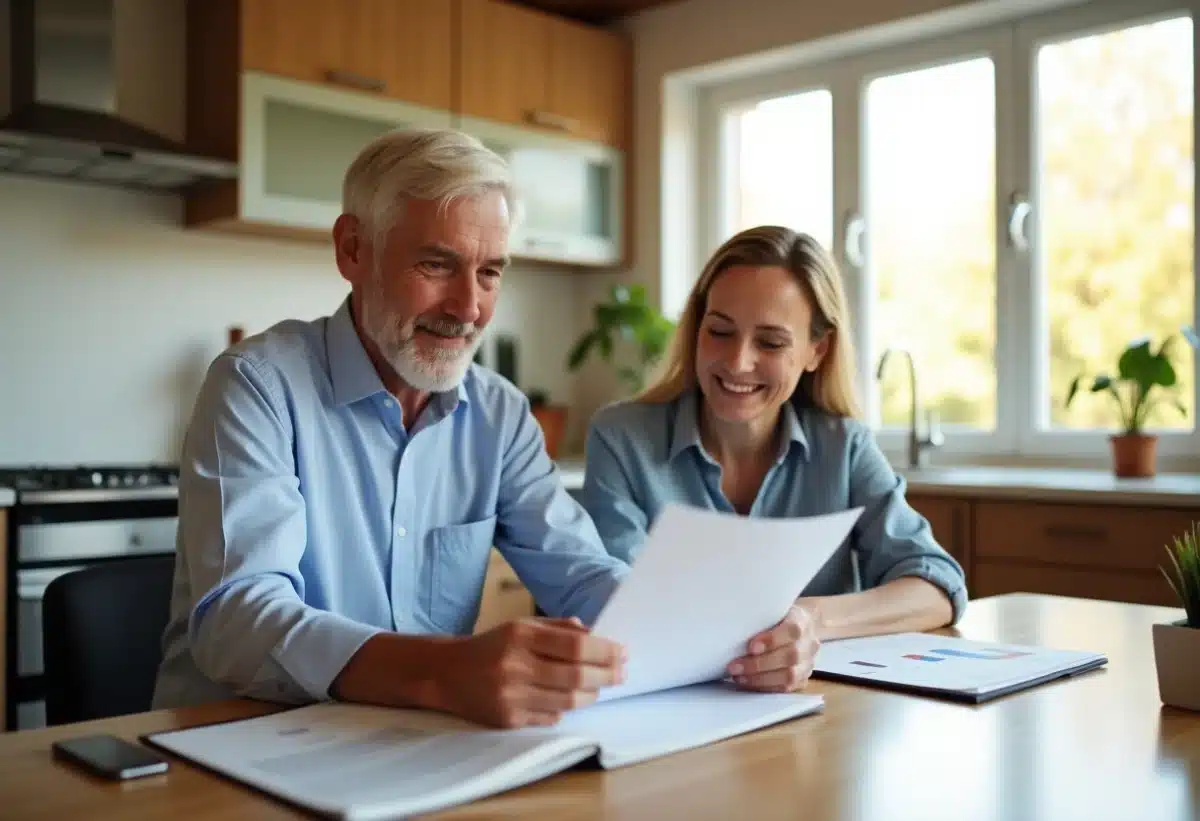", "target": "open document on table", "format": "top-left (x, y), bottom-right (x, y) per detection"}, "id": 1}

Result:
top-left (145, 503), bottom-right (862, 821)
